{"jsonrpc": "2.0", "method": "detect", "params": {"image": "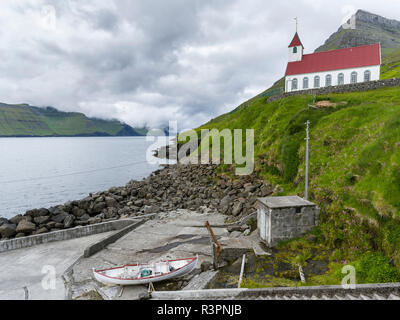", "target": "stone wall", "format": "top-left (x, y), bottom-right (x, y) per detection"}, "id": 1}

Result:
top-left (258, 201), bottom-right (320, 247)
top-left (270, 206), bottom-right (319, 247)
top-left (268, 78), bottom-right (400, 103)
